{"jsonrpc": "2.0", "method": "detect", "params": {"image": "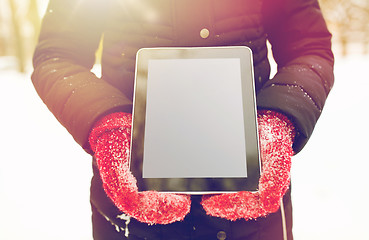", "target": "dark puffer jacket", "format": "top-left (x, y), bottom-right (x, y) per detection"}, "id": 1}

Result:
top-left (32, 0), bottom-right (334, 155)
top-left (32, 0), bottom-right (333, 239)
